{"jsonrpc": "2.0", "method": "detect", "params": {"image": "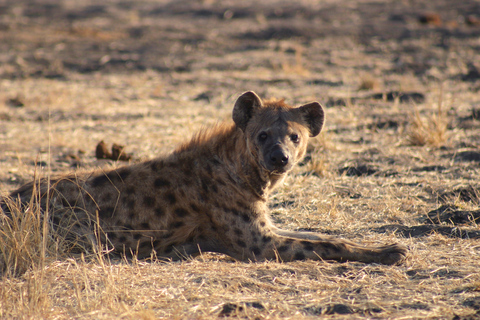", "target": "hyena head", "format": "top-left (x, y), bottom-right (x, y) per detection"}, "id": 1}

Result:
top-left (233, 91), bottom-right (324, 174)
